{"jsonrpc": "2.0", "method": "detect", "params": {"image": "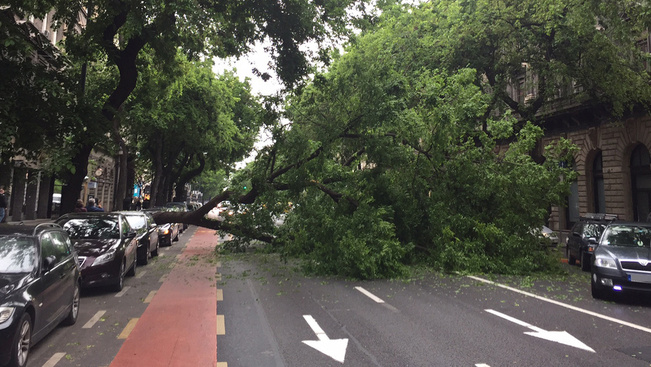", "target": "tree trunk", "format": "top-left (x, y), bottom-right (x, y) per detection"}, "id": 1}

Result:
top-left (175, 155), bottom-right (205, 201)
top-left (60, 144), bottom-right (93, 214)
